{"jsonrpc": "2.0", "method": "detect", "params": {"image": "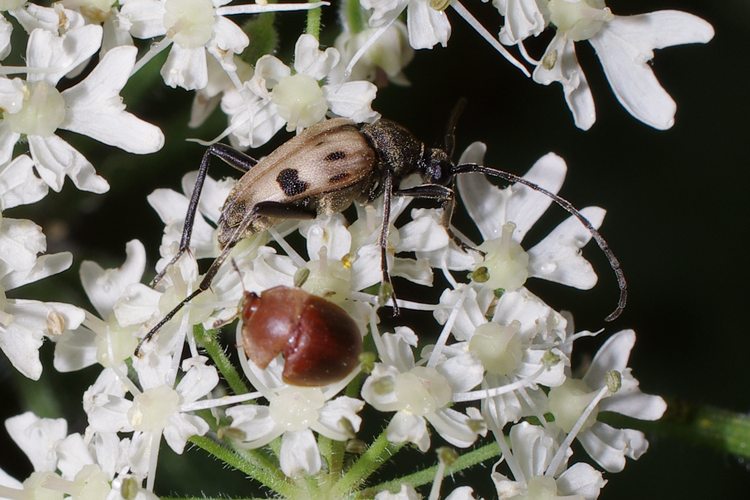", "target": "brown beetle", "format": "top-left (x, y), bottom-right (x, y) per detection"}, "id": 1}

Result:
top-left (240, 286), bottom-right (362, 386)
top-left (136, 106), bottom-right (626, 355)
